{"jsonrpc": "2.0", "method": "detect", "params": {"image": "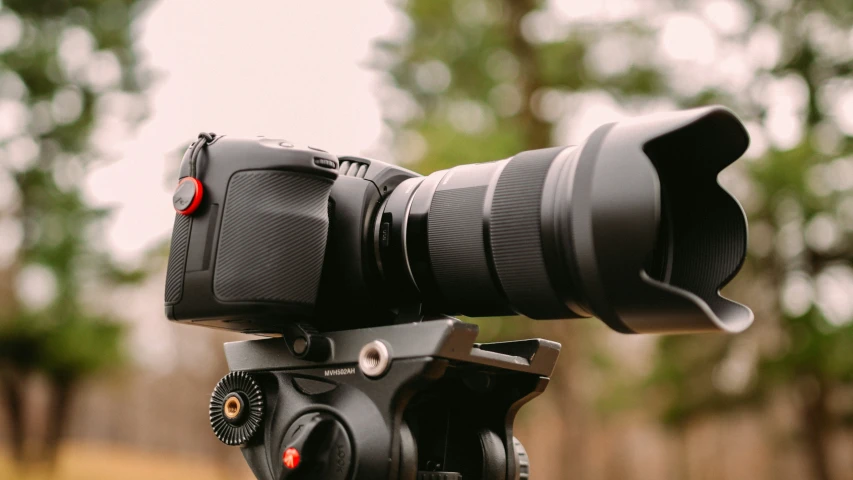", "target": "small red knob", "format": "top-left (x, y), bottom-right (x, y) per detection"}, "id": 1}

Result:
top-left (173, 177), bottom-right (203, 215)
top-left (283, 447), bottom-right (301, 470)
